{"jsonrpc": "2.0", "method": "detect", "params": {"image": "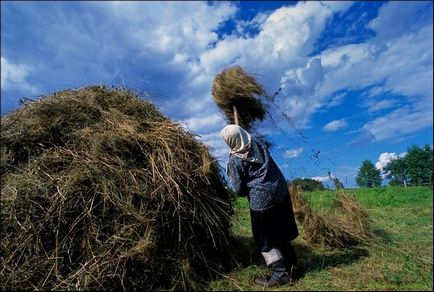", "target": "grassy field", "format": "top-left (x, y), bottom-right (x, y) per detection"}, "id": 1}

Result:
top-left (209, 186), bottom-right (433, 291)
